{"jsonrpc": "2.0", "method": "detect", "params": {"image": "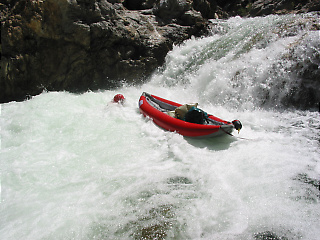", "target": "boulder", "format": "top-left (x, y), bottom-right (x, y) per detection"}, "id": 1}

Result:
top-left (1, 0), bottom-right (319, 103)
top-left (213, 0), bottom-right (320, 18)
top-left (0, 0), bottom-right (208, 103)
top-left (249, 0), bottom-right (320, 17)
